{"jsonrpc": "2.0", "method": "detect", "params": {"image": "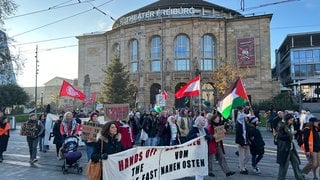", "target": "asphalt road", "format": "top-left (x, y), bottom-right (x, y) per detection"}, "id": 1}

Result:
top-left (0, 124), bottom-right (315, 180)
